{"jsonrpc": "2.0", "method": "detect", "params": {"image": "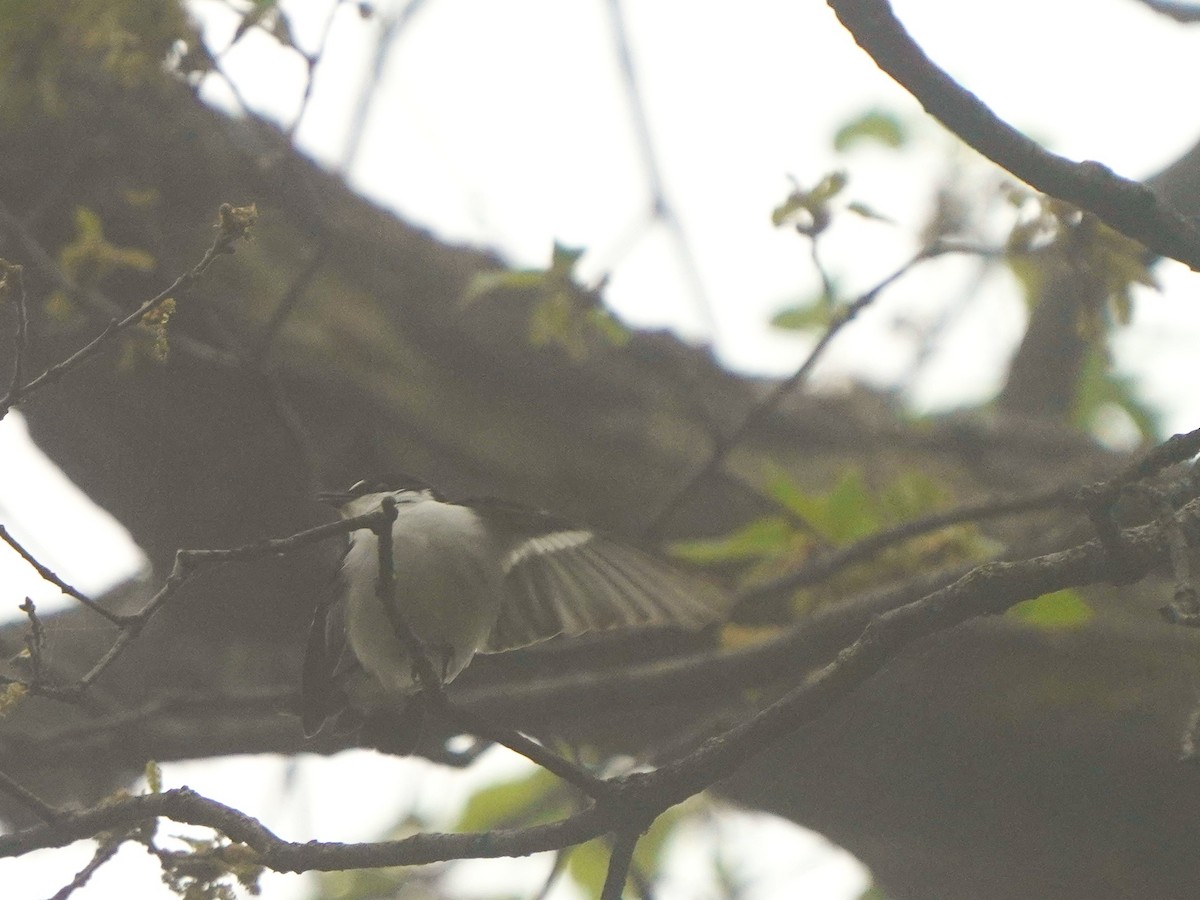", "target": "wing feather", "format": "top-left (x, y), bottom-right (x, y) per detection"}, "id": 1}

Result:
top-left (478, 501), bottom-right (731, 652)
